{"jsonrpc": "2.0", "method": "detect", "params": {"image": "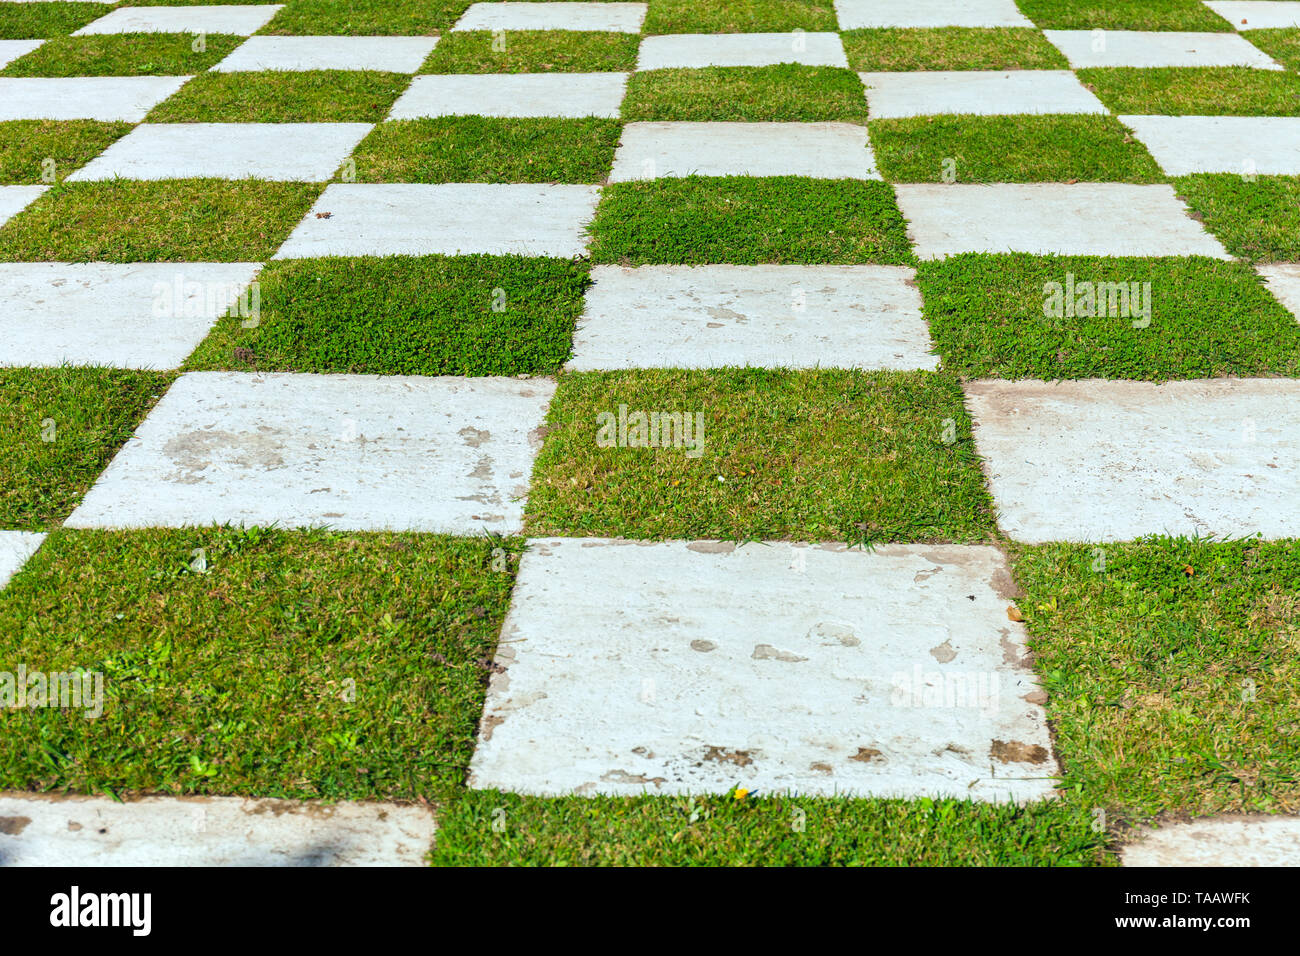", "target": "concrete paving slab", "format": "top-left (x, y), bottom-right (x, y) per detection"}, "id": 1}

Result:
top-left (0, 39), bottom-right (42, 69)
top-left (1120, 115), bottom-right (1300, 175)
top-left (1258, 263), bottom-right (1300, 321)
top-left (609, 121), bottom-right (877, 181)
top-left (0, 186), bottom-right (47, 229)
top-left (894, 183), bottom-right (1230, 259)
top-left (0, 532), bottom-right (45, 592)
top-left (65, 372), bottom-right (555, 534)
top-left (211, 35), bottom-right (439, 72)
top-left (66, 122), bottom-right (372, 182)
top-left (834, 0), bottom-right (1033, 28)
top-left (1122, 815), bottom-right (1300, 866)
top-left (388, 72), bottom-right (628, 119)
top-left (862, 70), bottom-right (1107, 118)
top-left (636, 33), bottom-right (849, 70)
top-left (1206, 1), bottom-right (1300, 29)
top-left (965, 378), bottom-right (1300, 543)
top-left (452, 1), bottom-right (646, 32)
top-left (468, 538), bottom-right (1058, 800)
top-left (0, 76), bottom-right (191, 122)
top-left (1043, 29), bottom-right (1283, 69)
top-left (73, 4), bottom-right (283, 36)
top-left (568, 264), bottom-right (936, 370)
top-left (0, 793), bottom-right (436, 866)
top-left (273, 183), bottom-right (600, 258)
top-left (0, 263), bottom-right (262, 370)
